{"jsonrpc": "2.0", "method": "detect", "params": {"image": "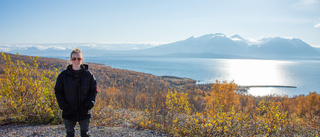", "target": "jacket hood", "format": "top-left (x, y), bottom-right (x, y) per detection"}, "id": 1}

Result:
top-left (67, 64), bottom-right (89, 71)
